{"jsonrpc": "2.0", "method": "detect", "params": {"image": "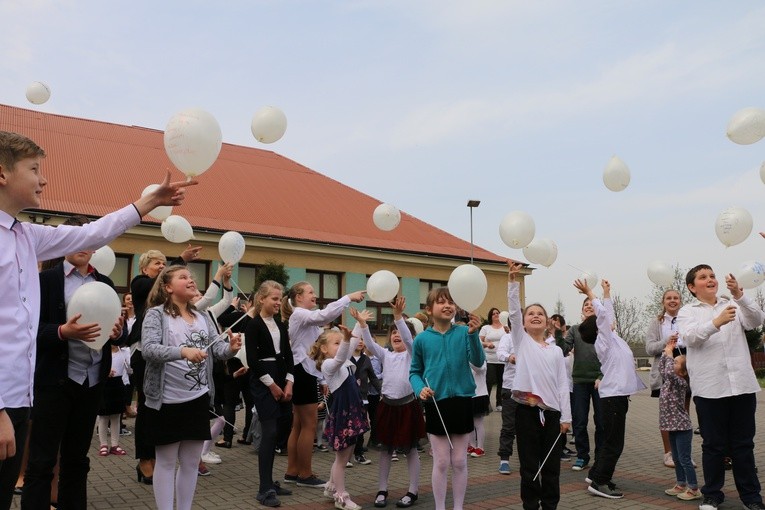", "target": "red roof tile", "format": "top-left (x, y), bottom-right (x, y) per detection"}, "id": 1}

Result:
top-left (1, 104), bottom-right (505, 263)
